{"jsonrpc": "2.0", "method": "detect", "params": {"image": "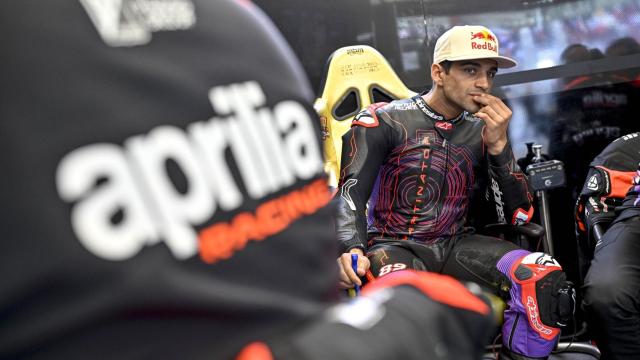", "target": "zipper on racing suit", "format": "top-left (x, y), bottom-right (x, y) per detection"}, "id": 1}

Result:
top-left (508, 313), bottom-right (520, 349)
